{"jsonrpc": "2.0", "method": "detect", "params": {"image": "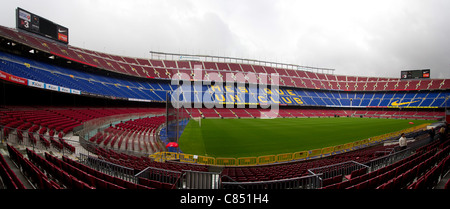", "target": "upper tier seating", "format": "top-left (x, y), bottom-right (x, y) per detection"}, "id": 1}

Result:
top-left (1, 52), bottom-right (448, 108)
top-left (1, 25), bottom-right (449, 91)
